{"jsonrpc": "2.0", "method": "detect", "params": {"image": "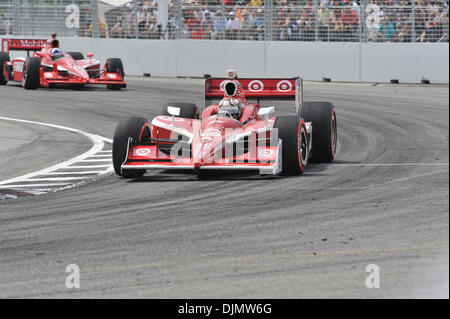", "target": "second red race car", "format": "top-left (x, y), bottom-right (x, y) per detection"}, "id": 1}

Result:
top-left (112, 70), bottom-right (337, 178)
top-left (0, 34), bottom-right (126, 90)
